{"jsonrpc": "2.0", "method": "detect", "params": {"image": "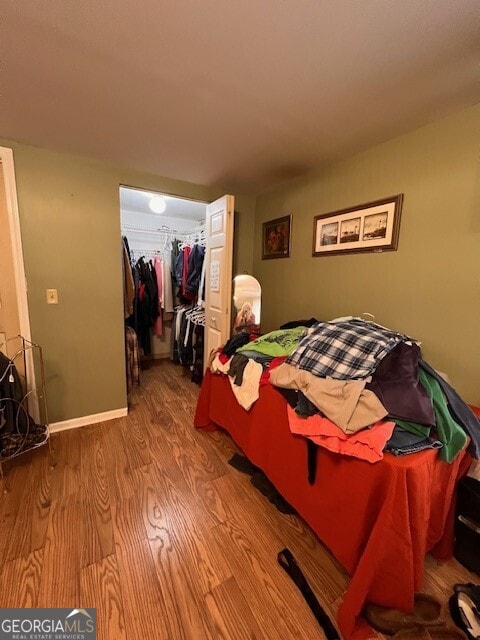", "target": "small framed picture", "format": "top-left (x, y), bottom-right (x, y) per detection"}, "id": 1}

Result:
top-left (262, 214), bottom-right (292, 260)
top-left (312, 194), bottom-right (403, 256)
